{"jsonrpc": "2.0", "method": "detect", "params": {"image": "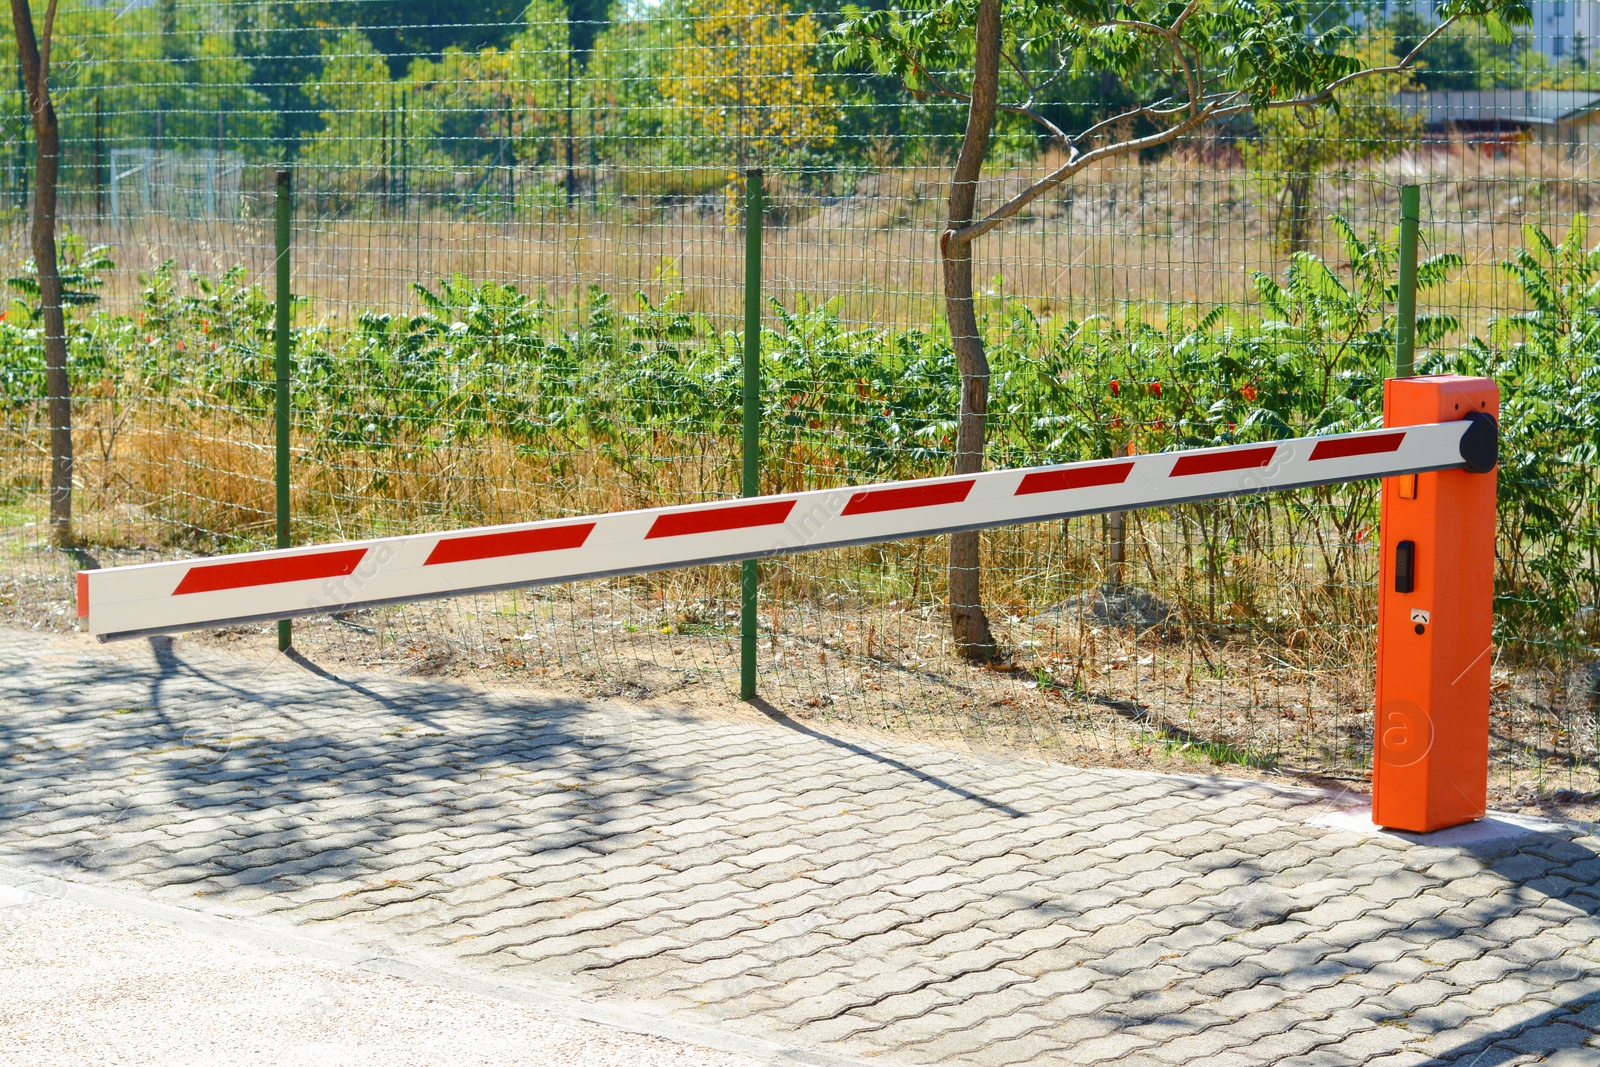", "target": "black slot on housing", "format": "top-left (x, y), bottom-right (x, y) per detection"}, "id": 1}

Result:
top-left (1395, 540), bottom-right (1416, 594)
